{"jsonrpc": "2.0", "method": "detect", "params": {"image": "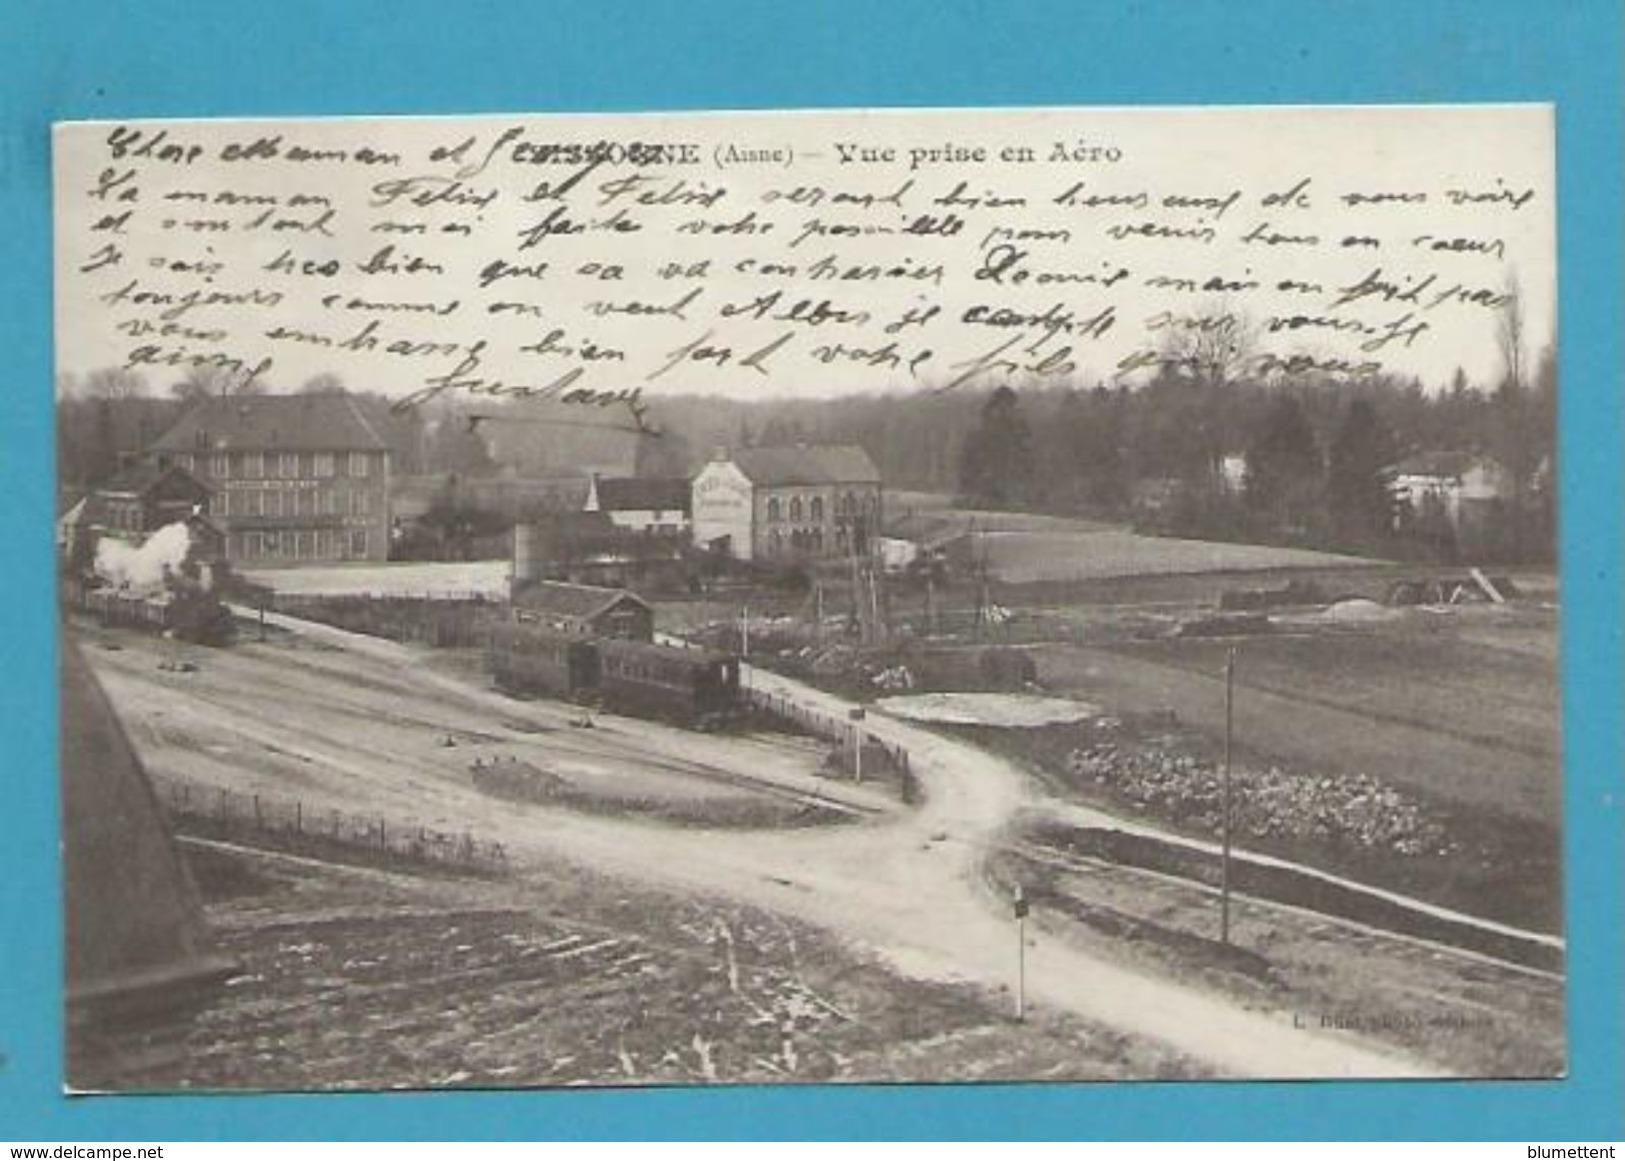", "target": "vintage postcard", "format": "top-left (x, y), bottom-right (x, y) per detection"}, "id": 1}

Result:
top-left (52, 105), bottom-right (1560, 1090)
